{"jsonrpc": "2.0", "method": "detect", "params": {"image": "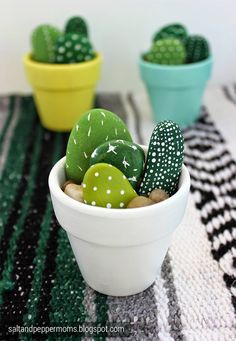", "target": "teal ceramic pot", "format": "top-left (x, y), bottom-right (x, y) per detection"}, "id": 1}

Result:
top-left (139, 56), bottom-right (213, 126)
